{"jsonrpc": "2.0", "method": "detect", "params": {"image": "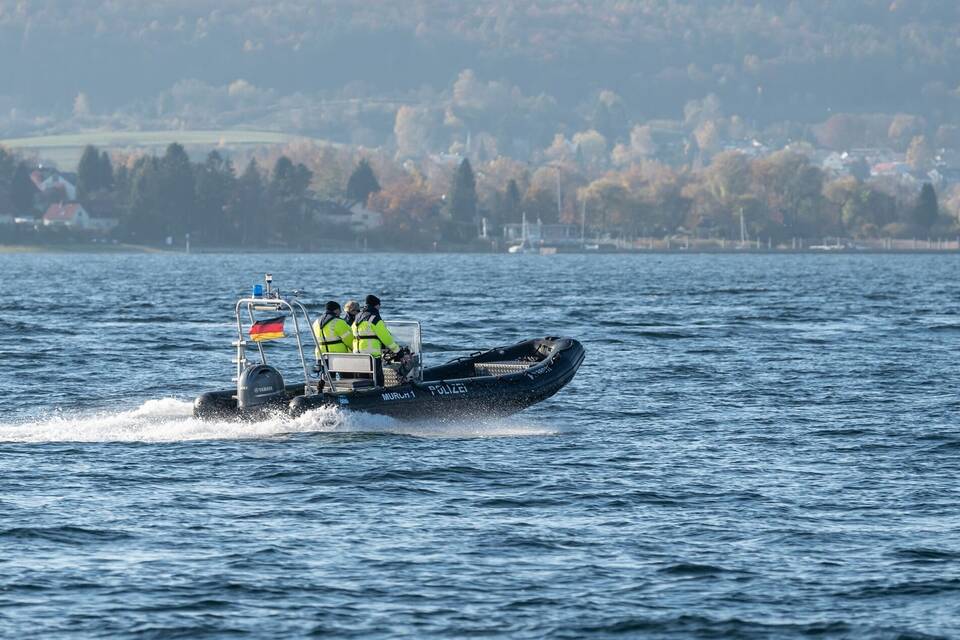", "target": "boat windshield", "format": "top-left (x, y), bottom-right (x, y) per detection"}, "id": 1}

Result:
top-left (385, 320), bottom-right (421, 355)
